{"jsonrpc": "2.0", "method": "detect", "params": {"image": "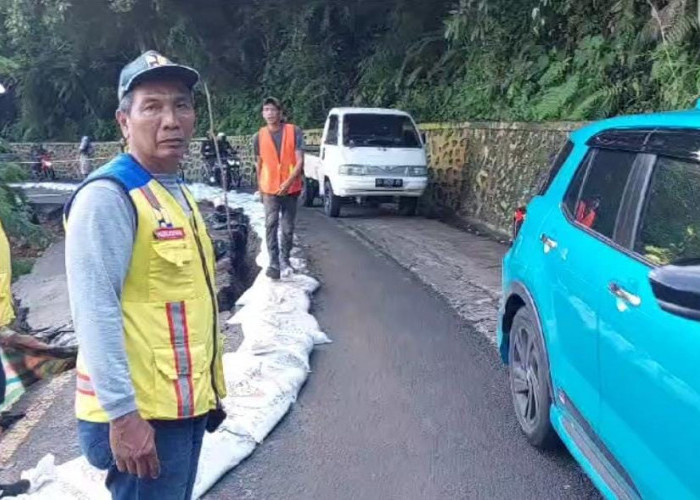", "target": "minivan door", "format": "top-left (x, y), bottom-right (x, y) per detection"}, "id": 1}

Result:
top-left (320, 114), bottom-right (341, 192)
top-left (597, 153), bottom-right (700, 498)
